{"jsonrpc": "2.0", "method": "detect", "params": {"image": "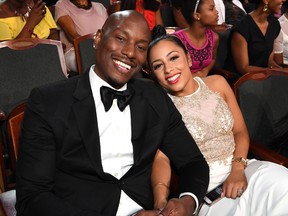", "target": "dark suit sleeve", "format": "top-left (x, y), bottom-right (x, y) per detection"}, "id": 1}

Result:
top-left (16, 88), bottom-right (102, 216)
top-left (159, 92), bottom-right (209, 203)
